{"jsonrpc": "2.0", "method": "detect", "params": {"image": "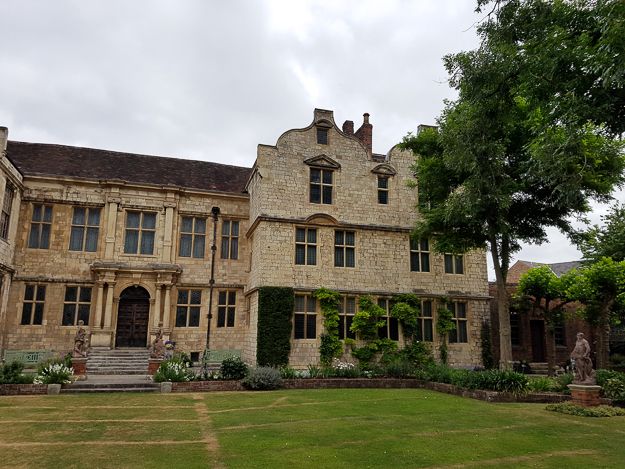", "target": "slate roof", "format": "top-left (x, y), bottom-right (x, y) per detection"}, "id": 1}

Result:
top-left (6, 141), bottom-right (252, 194)
top-left (548, 261), bottom-right (582, 276)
